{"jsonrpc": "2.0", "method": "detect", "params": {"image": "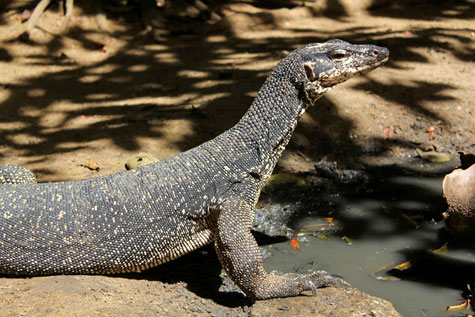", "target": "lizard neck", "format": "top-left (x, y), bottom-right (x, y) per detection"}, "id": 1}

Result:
top-left (222, 54), bottom-right (309, 184)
